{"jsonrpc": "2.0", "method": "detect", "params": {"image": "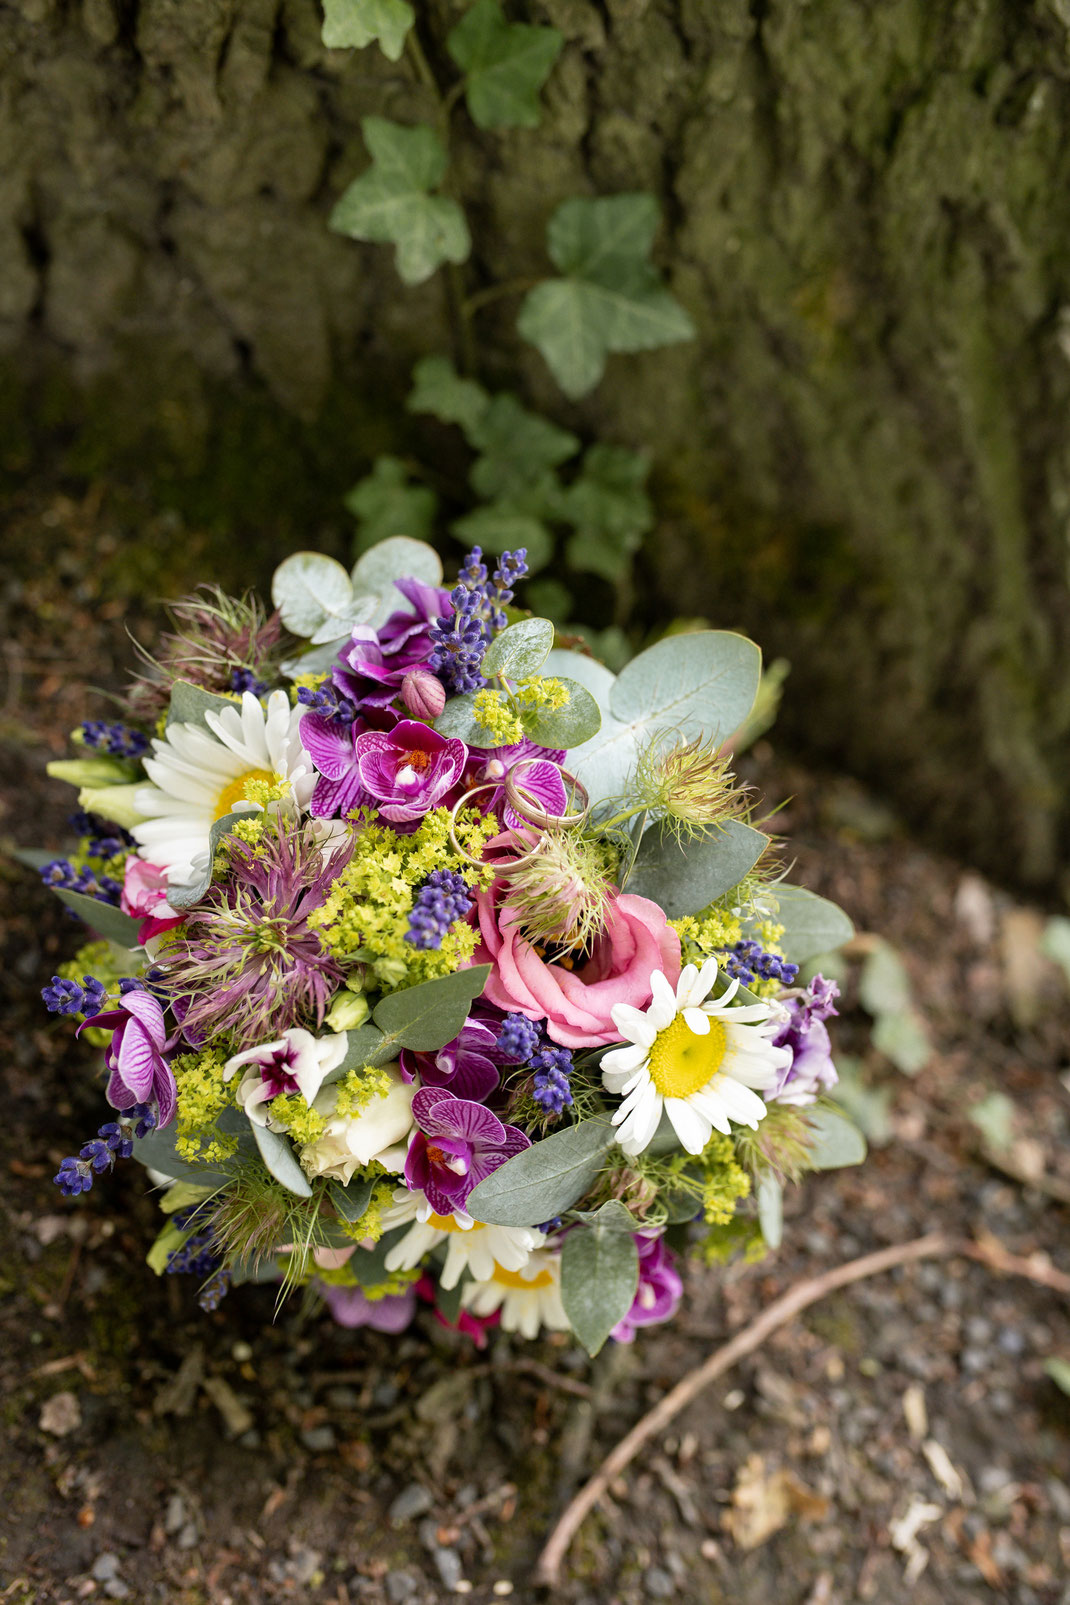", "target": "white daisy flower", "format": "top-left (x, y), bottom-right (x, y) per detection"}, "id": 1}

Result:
top-left (381, 1189), bottom-right (545, 1290)
top-left (460, 1249), bottom-right (570, 1340)
top-left (601, 958), bottom-right (791, 1158)
top-left (131, 690), bottom-right (315, 886)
